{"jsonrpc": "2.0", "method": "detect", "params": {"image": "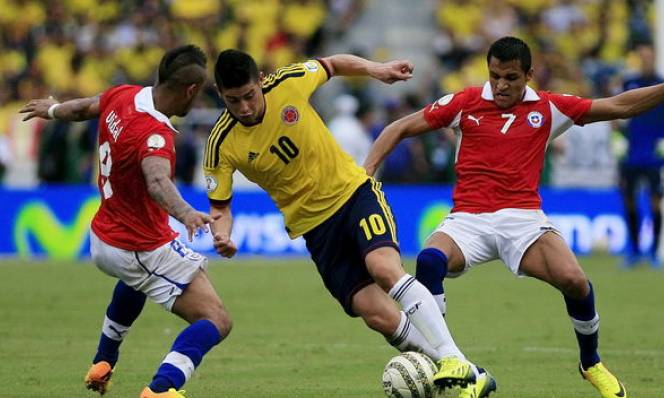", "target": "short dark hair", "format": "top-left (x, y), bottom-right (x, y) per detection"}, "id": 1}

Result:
top-left (487, 37), bottom-right (532, 73)
top-left (215, 49), bottom-right (260, 90)
top-left (157, 45), bottom-right (207, 88)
